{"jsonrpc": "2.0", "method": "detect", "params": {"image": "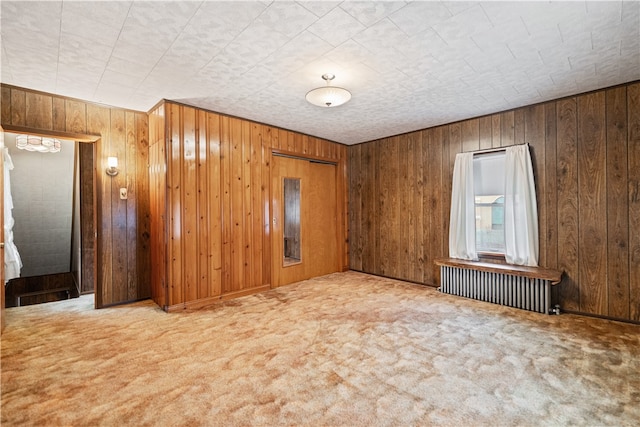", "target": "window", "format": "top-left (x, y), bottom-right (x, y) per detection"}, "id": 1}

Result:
top-left (283, 177), bottom-right (301, 264)
top-left (473, 152), bottom-right (506, 254)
